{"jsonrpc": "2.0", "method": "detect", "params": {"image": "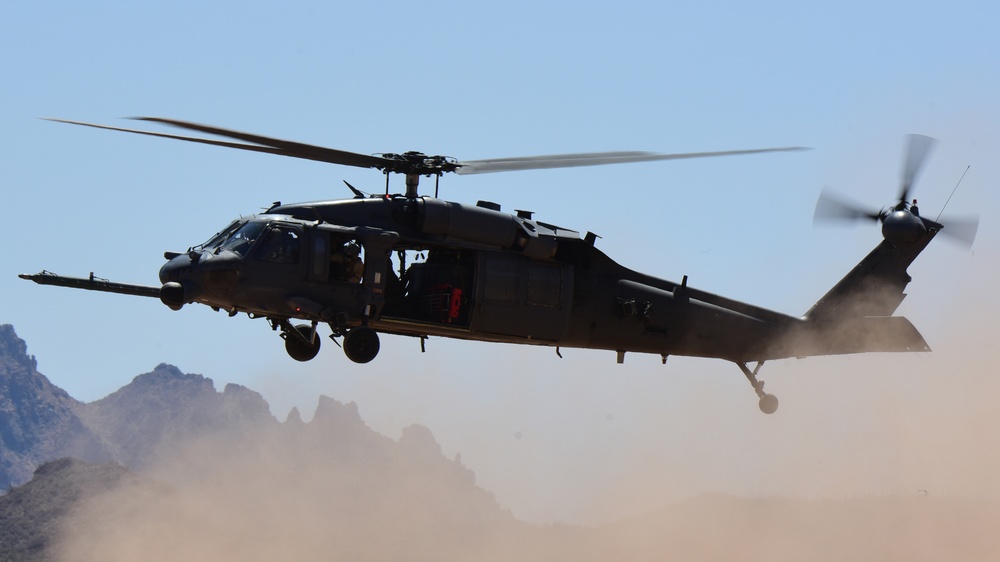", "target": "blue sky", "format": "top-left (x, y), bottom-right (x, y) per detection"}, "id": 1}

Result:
top-left (4, 0), bottom-right (1000, 523)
